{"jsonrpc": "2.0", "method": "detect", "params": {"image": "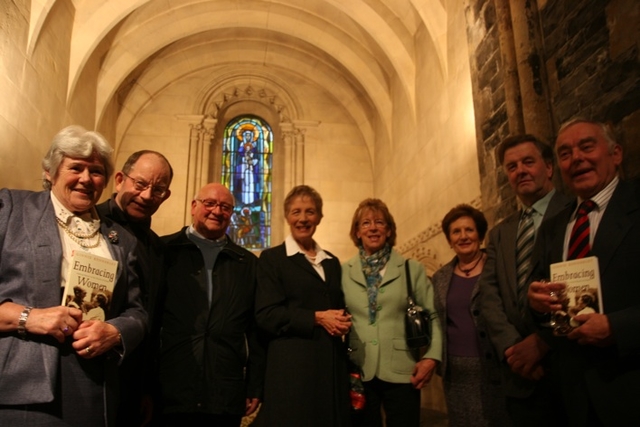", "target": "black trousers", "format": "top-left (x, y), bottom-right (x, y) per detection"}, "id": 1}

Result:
top-left (160, 412), bottom-right (242, 427)
top-left (352, 376), bottom-right (420, 427)
top-left (506, 376), bottom-right (567, 427)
